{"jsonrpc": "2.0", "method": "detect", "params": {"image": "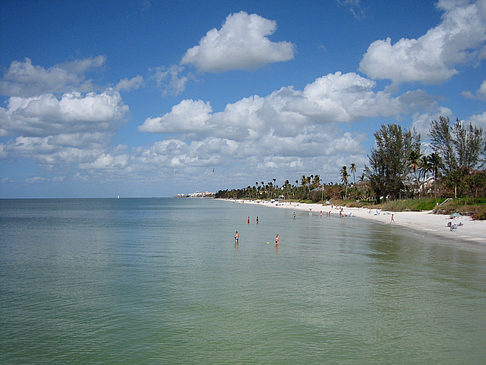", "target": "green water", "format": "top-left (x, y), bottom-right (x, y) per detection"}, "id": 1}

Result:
top-left (1, 198), bottom-right (485, 364)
